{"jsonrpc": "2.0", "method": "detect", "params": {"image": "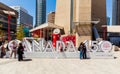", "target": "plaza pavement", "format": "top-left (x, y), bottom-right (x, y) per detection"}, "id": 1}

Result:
top-left (0, 51), bottom-right (120, 74)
